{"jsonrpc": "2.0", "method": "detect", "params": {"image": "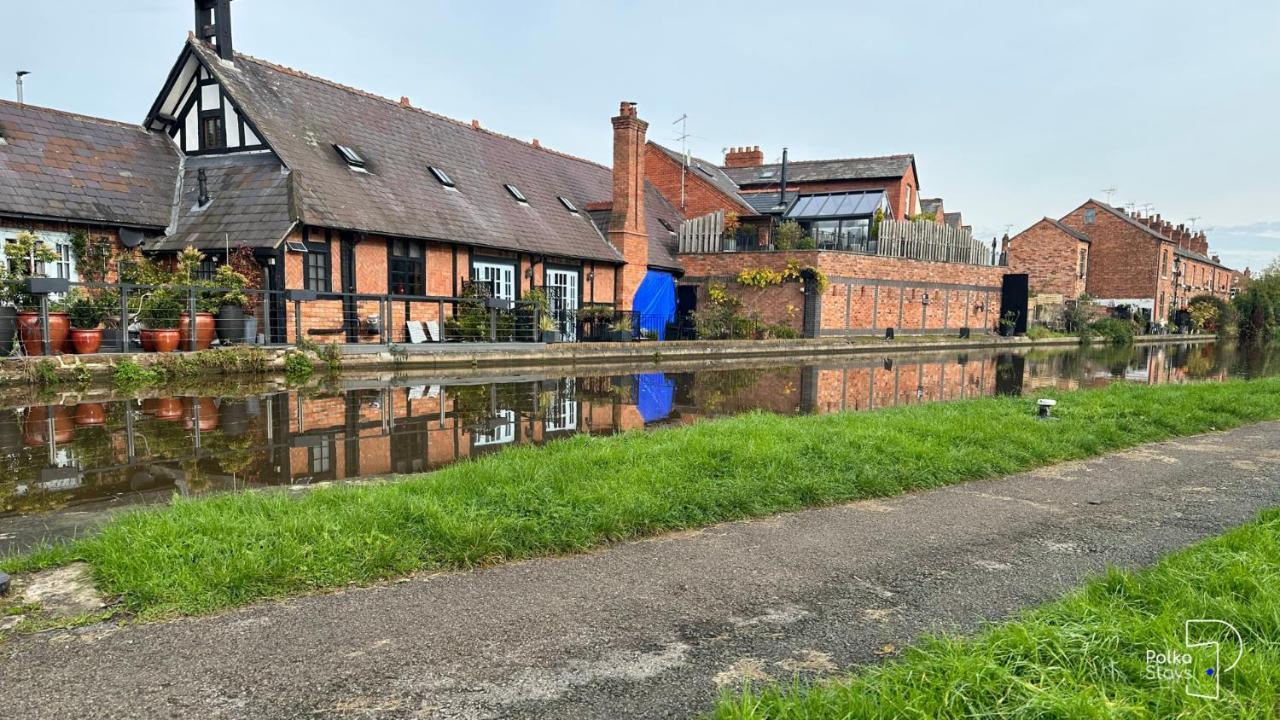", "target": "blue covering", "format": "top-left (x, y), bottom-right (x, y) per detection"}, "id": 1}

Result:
top-left (635, 373), bottom-right (674, 424)
top-left (632, 270), bottom-right (677, 340)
